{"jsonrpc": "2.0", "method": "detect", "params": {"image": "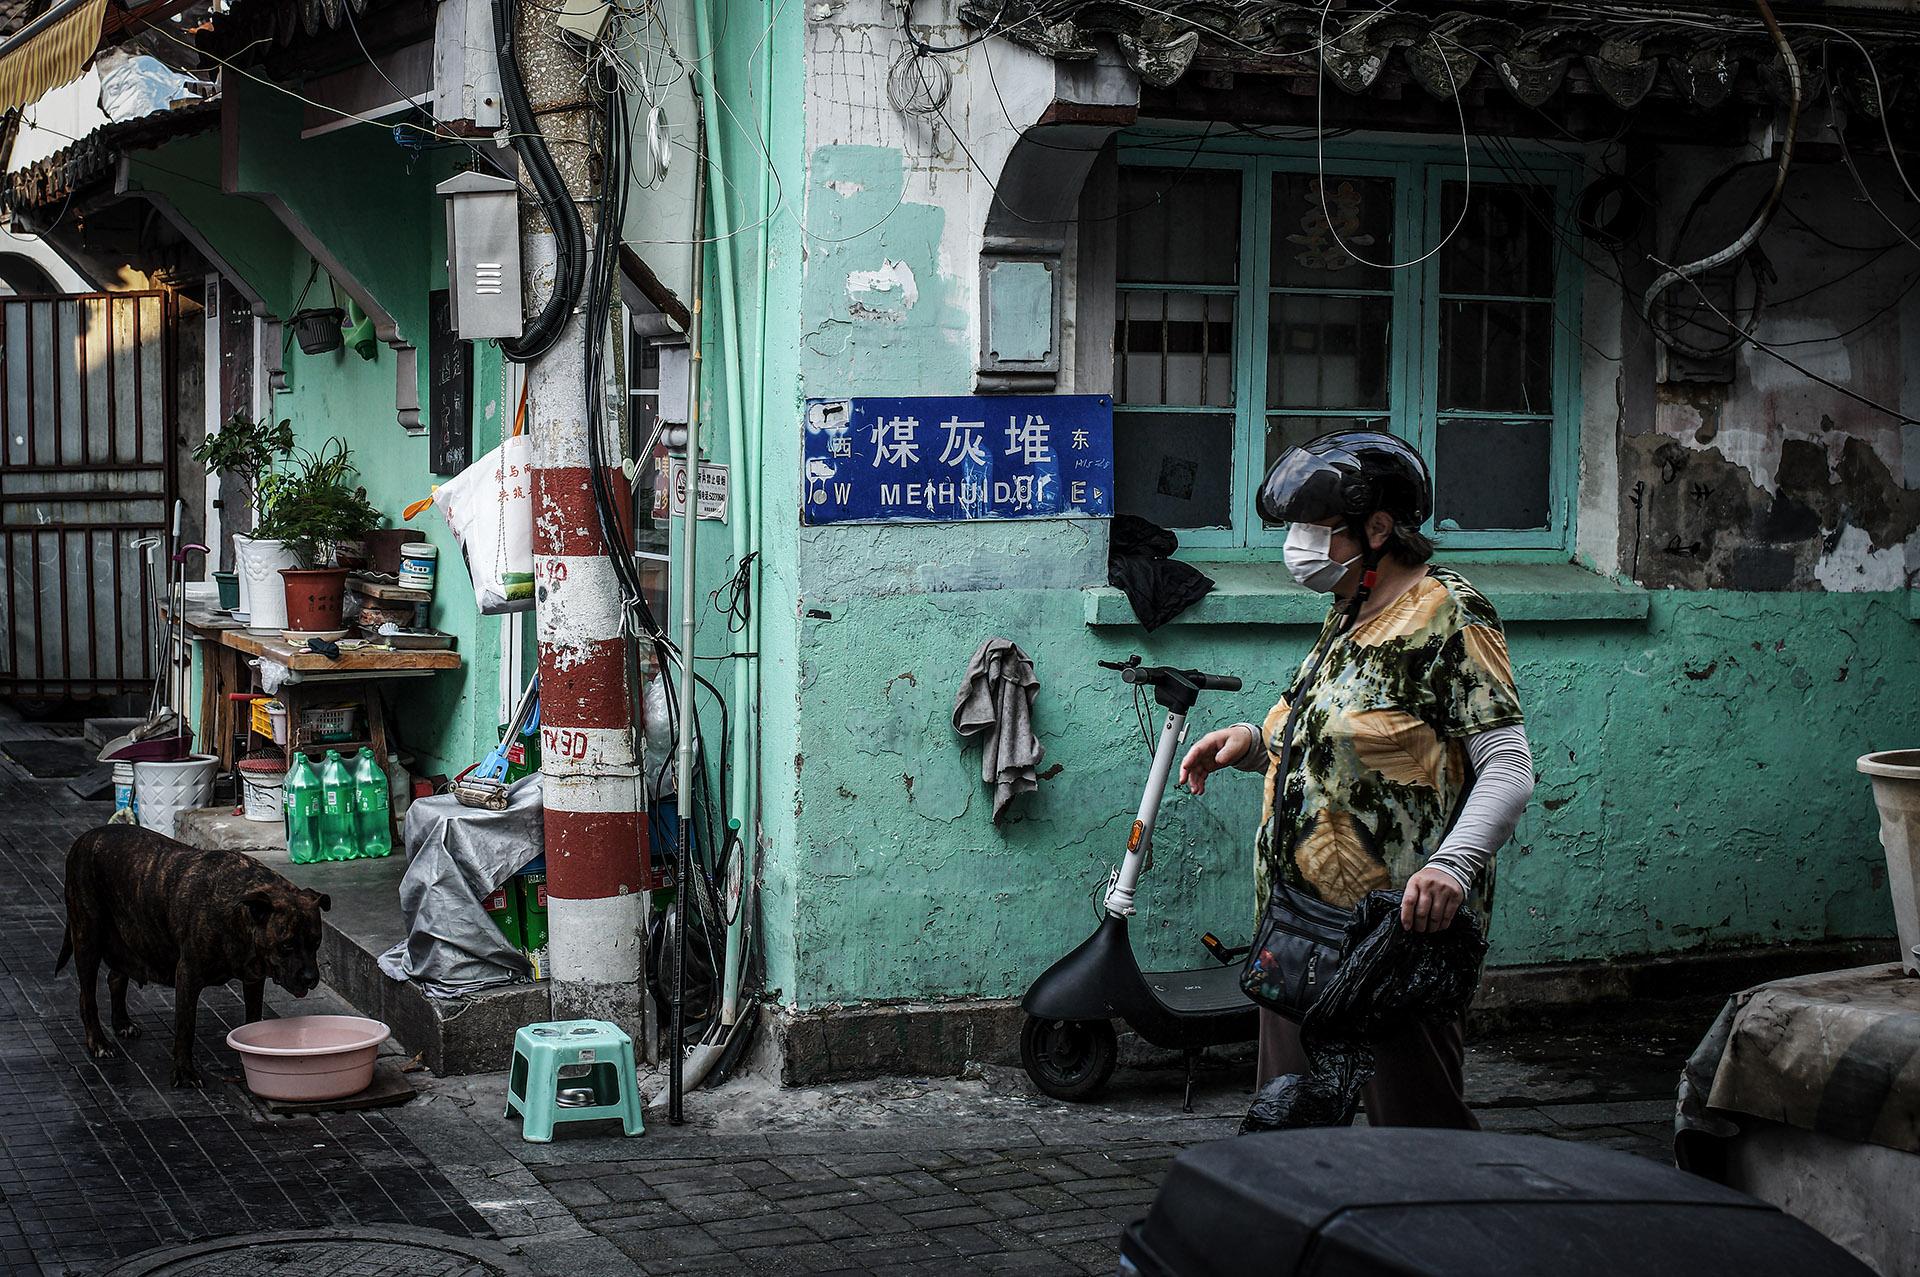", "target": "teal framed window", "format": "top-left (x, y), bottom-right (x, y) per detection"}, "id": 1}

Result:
top-left (1111, 137), bottom-right (1581, 553)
